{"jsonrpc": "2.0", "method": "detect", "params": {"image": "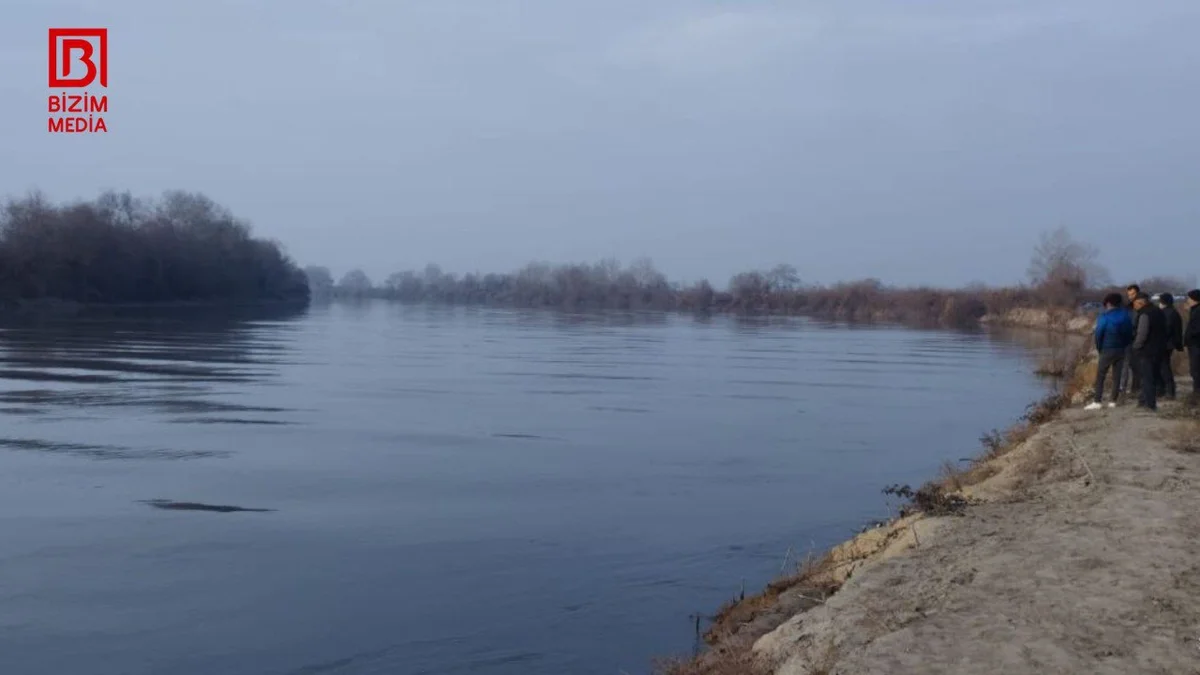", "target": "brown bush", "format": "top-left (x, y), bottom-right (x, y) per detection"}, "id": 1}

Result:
top-left (653, 649), bottom-right (772, 675)
top-left (883, 482), bottom-right (969, 517)
top-left (1163, 420), bottom-right (1200, 454)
